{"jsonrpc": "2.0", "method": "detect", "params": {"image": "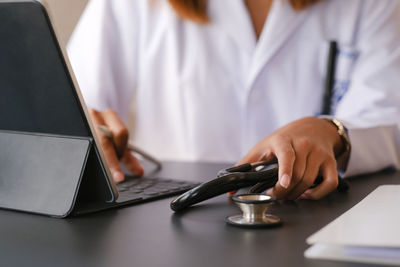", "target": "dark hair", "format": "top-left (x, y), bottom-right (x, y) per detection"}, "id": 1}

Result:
top-left (168, 0), bottom-right (321, 24)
